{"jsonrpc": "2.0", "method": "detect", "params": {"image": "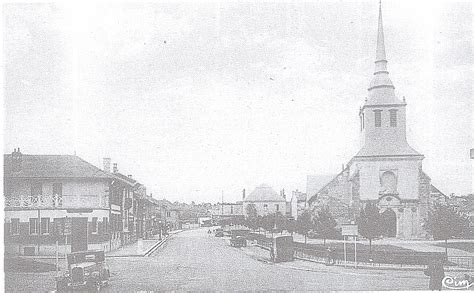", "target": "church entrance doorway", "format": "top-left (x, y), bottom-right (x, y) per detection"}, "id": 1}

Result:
top-left (380, 209), bottom-right (397, 237)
